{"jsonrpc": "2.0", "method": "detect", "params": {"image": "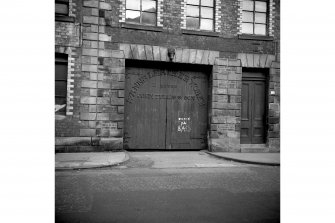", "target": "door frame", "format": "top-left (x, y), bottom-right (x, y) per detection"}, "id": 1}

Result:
top-left (123, 59), bottom-right (211, 150)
